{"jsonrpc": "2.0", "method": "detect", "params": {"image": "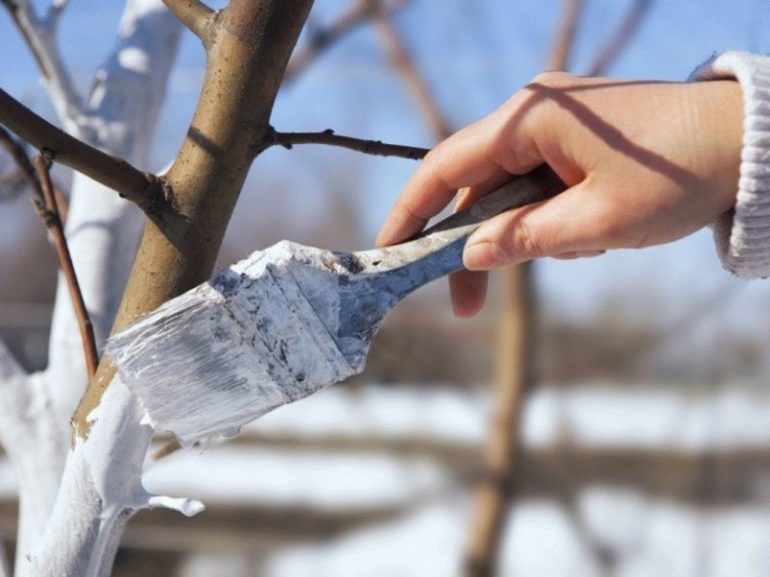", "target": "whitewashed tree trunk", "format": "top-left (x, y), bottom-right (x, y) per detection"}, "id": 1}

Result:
top-left (1, 0), bottom-right (190, 575)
